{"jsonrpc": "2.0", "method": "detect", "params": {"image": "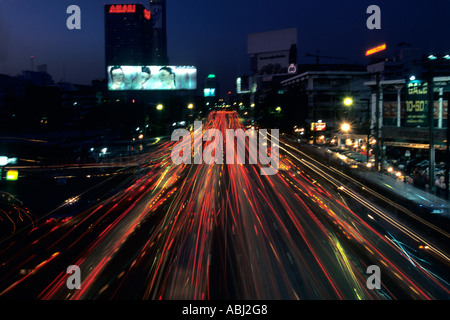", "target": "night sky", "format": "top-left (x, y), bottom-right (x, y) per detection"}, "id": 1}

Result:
top-left (0, 0), bottom-right (449, 94)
